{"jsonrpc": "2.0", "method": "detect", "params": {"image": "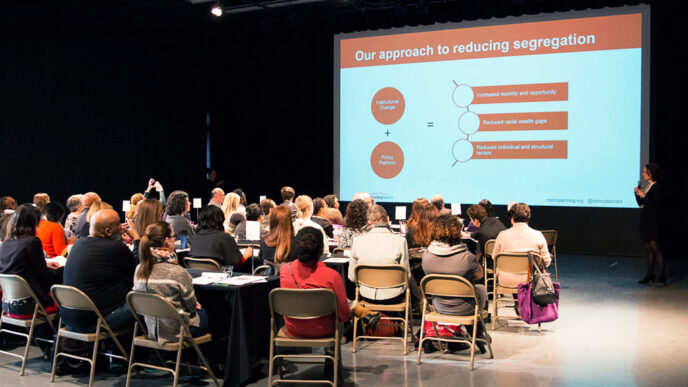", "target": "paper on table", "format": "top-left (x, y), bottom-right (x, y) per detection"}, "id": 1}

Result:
top-left (395, 206), bottom-right (406, 220)
top-left (46, 256), bottom-right (67, 267)
top-left (451, 203), bottom-right (462, 215)
top-left (192, 276), bottom-right (216, 285)
top-left (193, 198), bottom-right (202, 209)
top-left (246, 221), bottom-right (260, 241)
top-left (507, 201), bottom-right (517, 211)
top-left (214, 275), bottom-right (267, 286)
top-left (323, 257), bottom-right (350, 263)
